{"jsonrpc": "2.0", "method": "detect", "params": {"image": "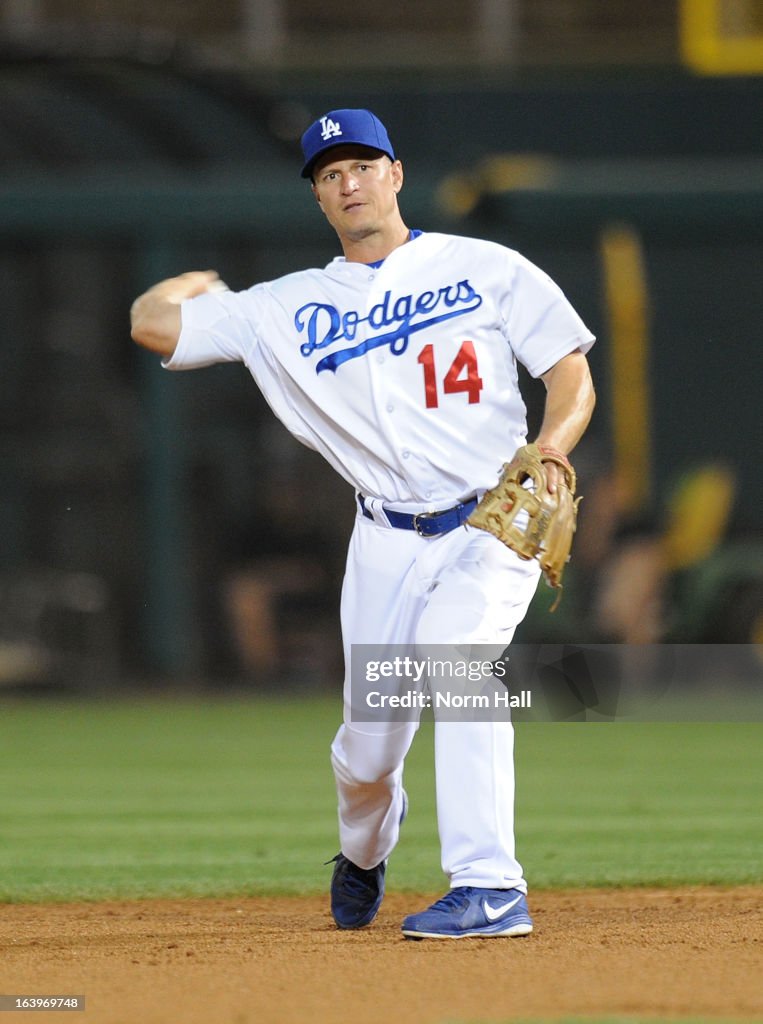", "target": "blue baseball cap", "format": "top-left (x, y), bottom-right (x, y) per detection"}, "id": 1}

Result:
top-left (300, 108), bottom-right (395, 179)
